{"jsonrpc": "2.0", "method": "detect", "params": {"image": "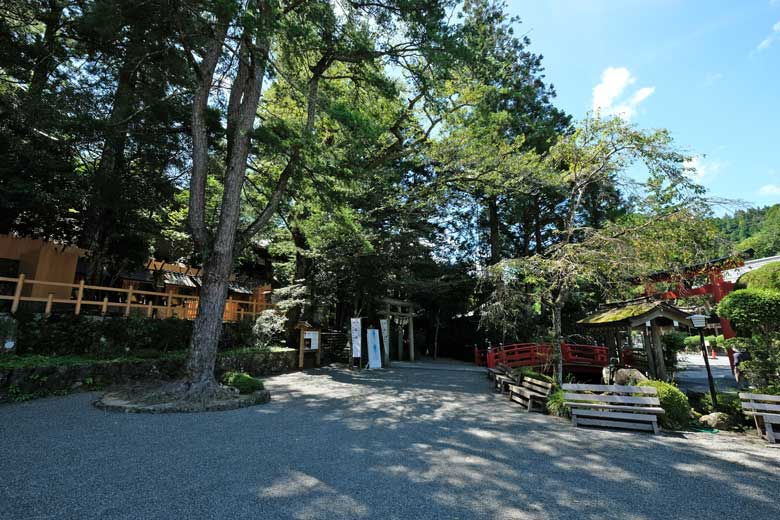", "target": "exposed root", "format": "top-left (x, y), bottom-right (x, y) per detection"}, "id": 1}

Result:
top-left (94, 378), bottom-right (269, 413)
